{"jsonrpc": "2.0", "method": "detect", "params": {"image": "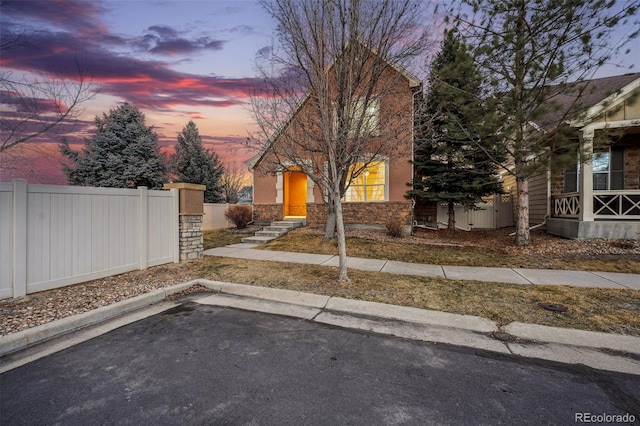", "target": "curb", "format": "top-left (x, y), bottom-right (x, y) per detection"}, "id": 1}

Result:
top-left (2, 279), bottom-right (639, 364)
